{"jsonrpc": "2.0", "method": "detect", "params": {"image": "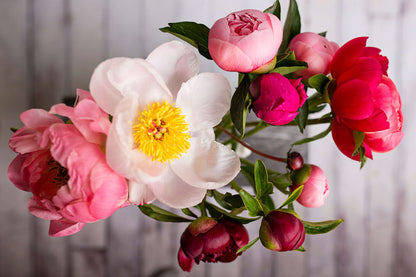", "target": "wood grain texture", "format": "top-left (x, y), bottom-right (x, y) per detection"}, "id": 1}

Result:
top-left (0, 0), bottom-right (414, 276)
